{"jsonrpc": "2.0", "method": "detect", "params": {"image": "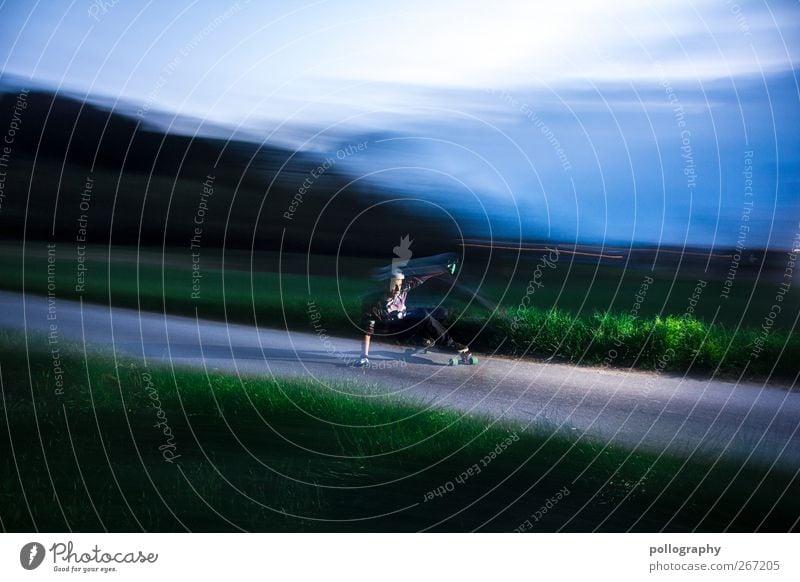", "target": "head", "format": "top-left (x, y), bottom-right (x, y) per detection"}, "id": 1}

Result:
top-left (389, 271), bottom-right (405, 295)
